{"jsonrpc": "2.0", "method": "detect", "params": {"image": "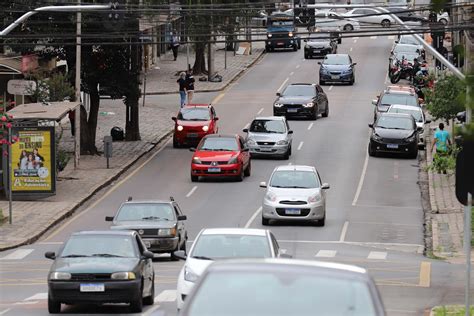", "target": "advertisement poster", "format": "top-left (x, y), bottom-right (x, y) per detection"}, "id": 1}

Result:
top-left (10, 127), bottom-right (55, 193)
